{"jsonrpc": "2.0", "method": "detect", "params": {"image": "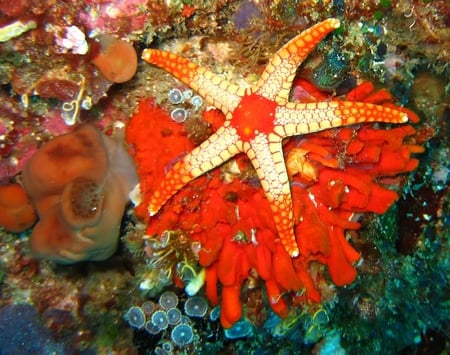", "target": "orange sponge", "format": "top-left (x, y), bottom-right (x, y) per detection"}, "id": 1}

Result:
top-left (22, 125), bottom-right (138, 263)
top-left (91, 34), bottom-right (138, 83)
top-left (0, 184), bottom-right (37, 232)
